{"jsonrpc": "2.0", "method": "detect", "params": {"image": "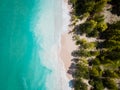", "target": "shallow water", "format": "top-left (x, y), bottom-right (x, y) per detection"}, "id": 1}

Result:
top-left (0, 0), bottom-right (70, 90)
